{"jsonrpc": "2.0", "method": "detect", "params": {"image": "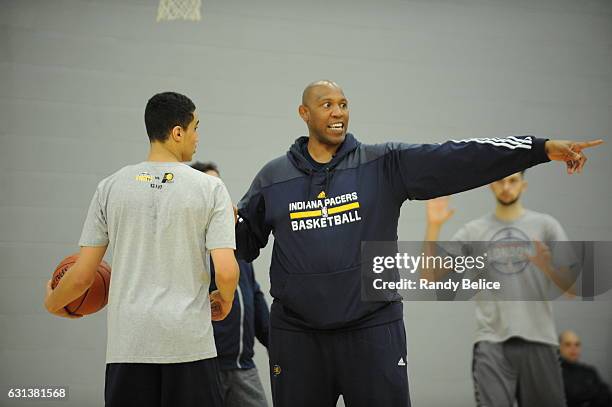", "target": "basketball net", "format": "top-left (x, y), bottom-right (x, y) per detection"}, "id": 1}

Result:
top-left (157, 0), bottom-right (202, 21)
